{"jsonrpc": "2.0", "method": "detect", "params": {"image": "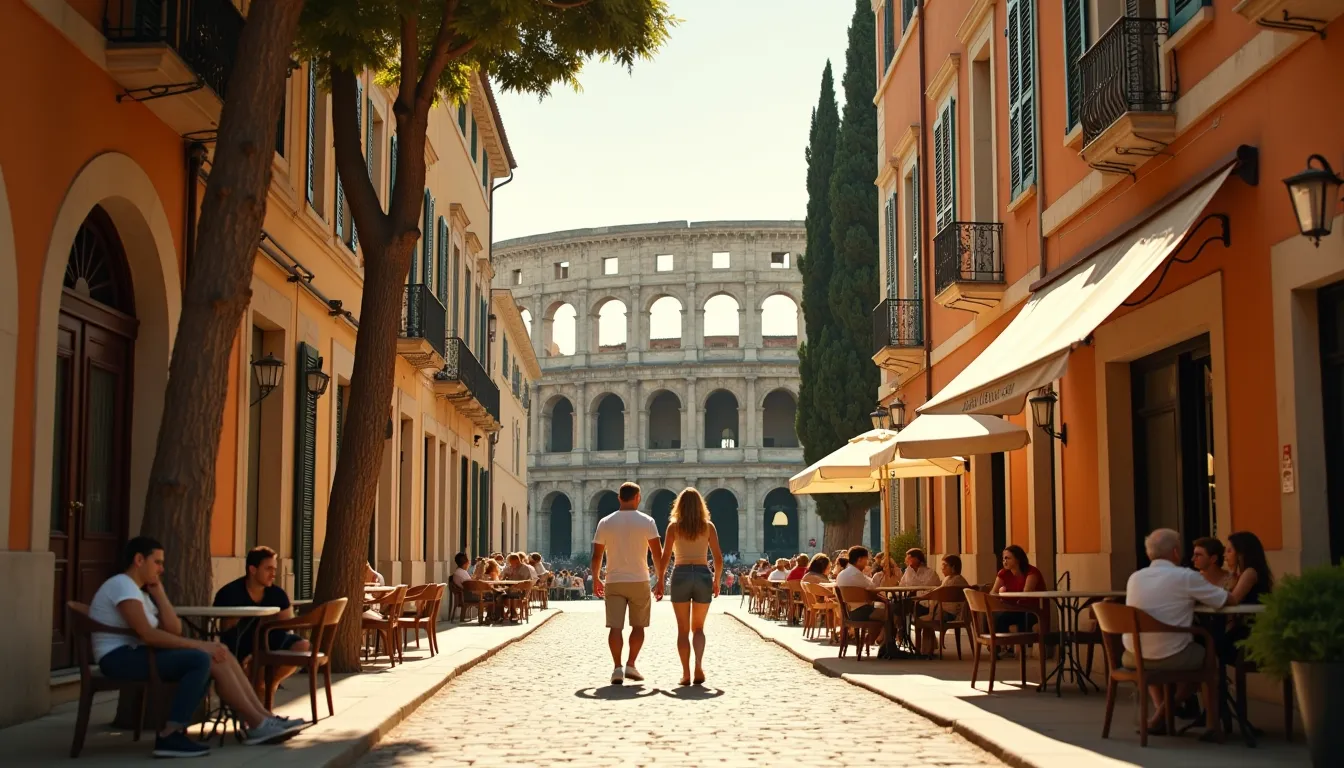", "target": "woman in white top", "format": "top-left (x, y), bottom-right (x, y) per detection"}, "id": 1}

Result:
top-left (657, 488), bottom-right (723, 686)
